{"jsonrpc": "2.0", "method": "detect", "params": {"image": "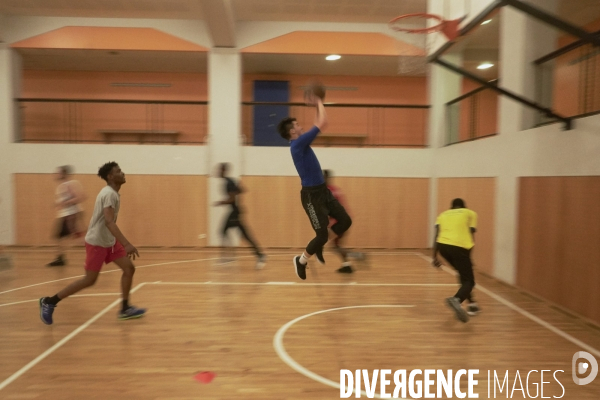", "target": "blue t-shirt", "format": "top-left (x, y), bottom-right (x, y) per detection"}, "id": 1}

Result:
top-left (290, 126), bottom-right (324, 187)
